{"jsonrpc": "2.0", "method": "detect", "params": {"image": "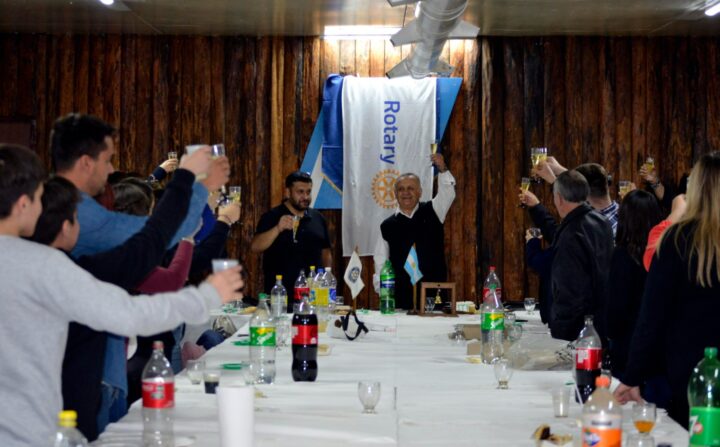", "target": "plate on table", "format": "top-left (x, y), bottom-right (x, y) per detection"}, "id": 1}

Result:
top-left (222, 362), bottom-right (249, 370)
top-left (232, 340), bottom-right (250, 346)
